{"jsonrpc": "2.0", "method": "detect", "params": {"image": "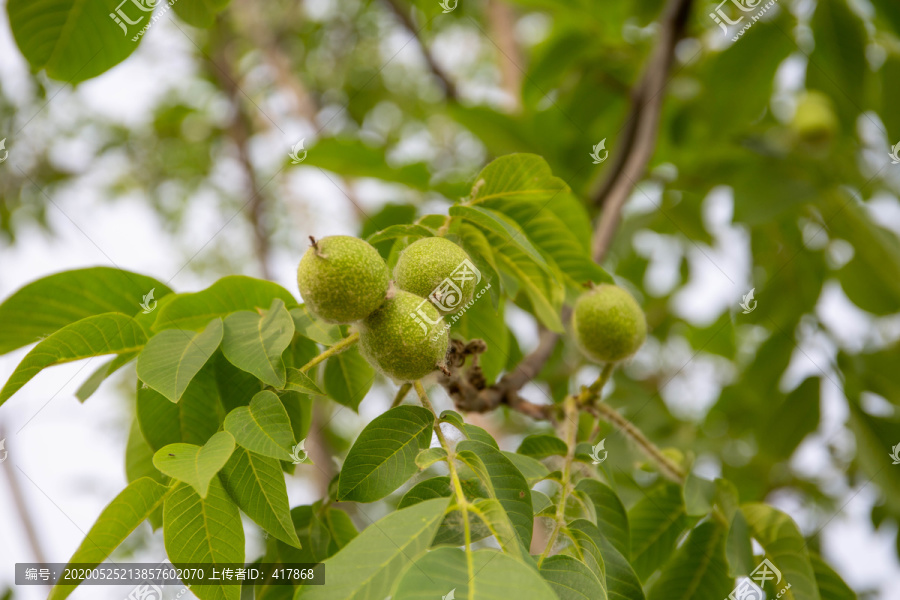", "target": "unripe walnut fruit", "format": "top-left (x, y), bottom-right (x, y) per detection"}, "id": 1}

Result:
top-left (791, 91), bottom-right (838, 146)
top-left (297, 236), bottom-right (390, 324)
top-left (572, 284), bottom-right (647, 363)
top-left (394, 237), bottom-right (476, 314)
top-left (359, 289), bottom-right (449, 381)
